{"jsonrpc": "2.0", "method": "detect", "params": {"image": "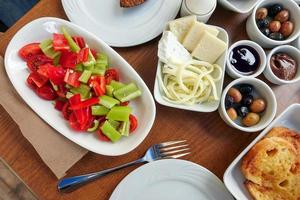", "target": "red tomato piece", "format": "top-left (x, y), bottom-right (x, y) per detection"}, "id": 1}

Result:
top-left (64, 69), bottom-right (81, 87)
top-left (26, 54), bottom-right (53, 72)
top-left (77, 47), bottom-right (89, 63)
top-left (36, 84), bottom-right (57, 100)
top-left (53, 33), bottom-right (70, 51)
top-left (68, 112), bottom-right (82, 131)
top-left (62, 102), bottom-right (72, 120)
top-left (97, 129), bottom-right (110, 142)
top-left (37, 63), bottom-right (50, 78)
top-left (27, 71), bottom-right (48, 88)
top-left (59, 51), bottom-right (77, 69)
top-left (129, 114), bottom-right (138, 132)
top-left (72, 36), bottom-right (86, 49)
top-left (90, 49), bottom-right (98, 58)
top-left (105, 68), bottom-right (119, 84)
top-left (120, 101), bottom-right (129, 106)
top-left (54, 100), bottom-right (65, 111)
top-left (19, 43), bottom-right (42, 61)
top-left (47, 65), bottom-right (66, 85)
top-left (56, 84), bottom-right (68, 98)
